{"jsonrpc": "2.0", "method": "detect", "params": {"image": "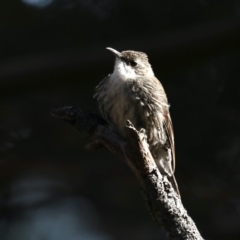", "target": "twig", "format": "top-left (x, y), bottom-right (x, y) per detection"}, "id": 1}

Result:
top-left (51, 106), bottom-right (203, 240)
